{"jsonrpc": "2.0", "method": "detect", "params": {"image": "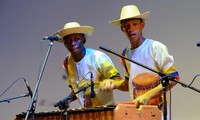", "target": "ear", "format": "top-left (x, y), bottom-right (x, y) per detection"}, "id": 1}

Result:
top-left (64, 42), bottom-right (68, 48)
top-left (121, 26), bottom-right (125, 32)
top-left (83, 37), bottom-right (86, 44)
top-left (141, 21), bottom-right (145, 29)
top-left (81, 34), bottom-right (86, 44)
